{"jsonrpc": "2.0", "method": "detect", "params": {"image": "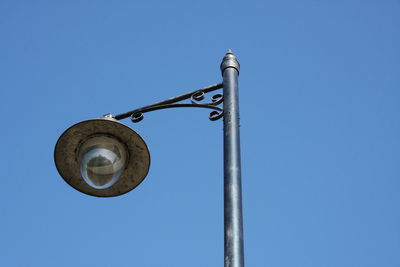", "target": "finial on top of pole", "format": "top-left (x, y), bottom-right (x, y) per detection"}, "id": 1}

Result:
top-left (220, 49), bottom-right (240, 75)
